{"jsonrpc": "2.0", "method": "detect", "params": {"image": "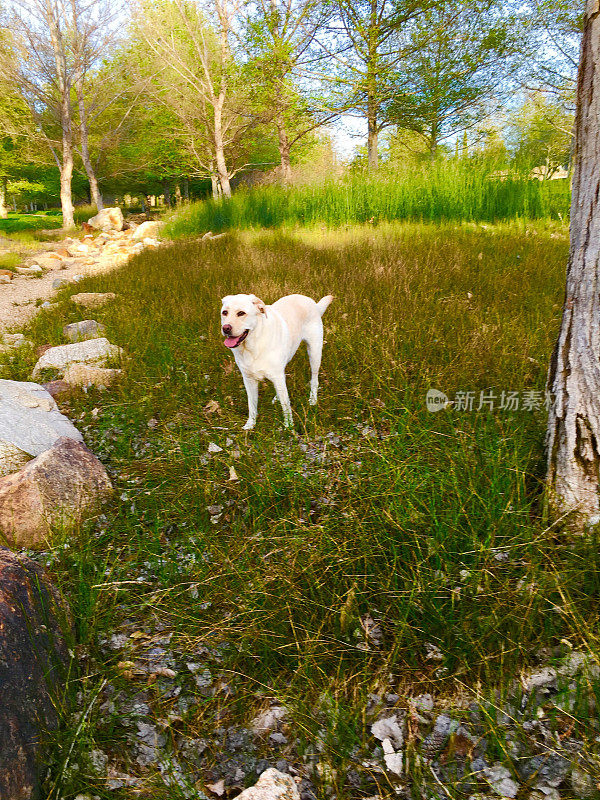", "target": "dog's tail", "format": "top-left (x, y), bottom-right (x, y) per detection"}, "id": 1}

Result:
top-left (316, 295), bottom-right (334, 316)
